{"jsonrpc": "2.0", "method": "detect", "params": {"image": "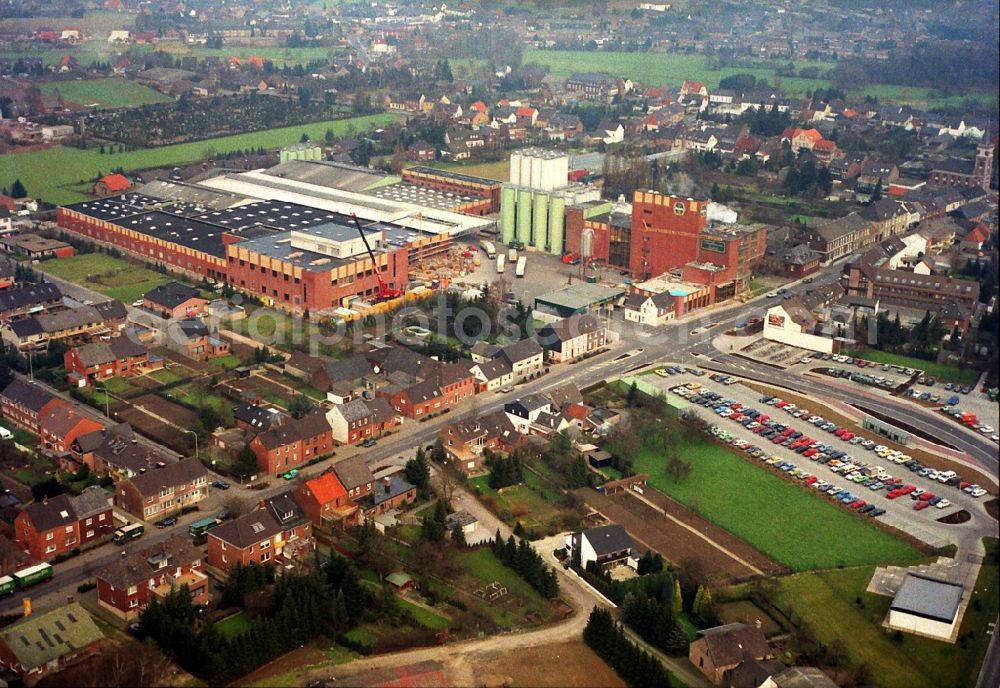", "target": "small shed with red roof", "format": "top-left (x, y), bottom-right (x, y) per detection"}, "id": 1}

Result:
top-left (93, 173), bottom-right (132, 197)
